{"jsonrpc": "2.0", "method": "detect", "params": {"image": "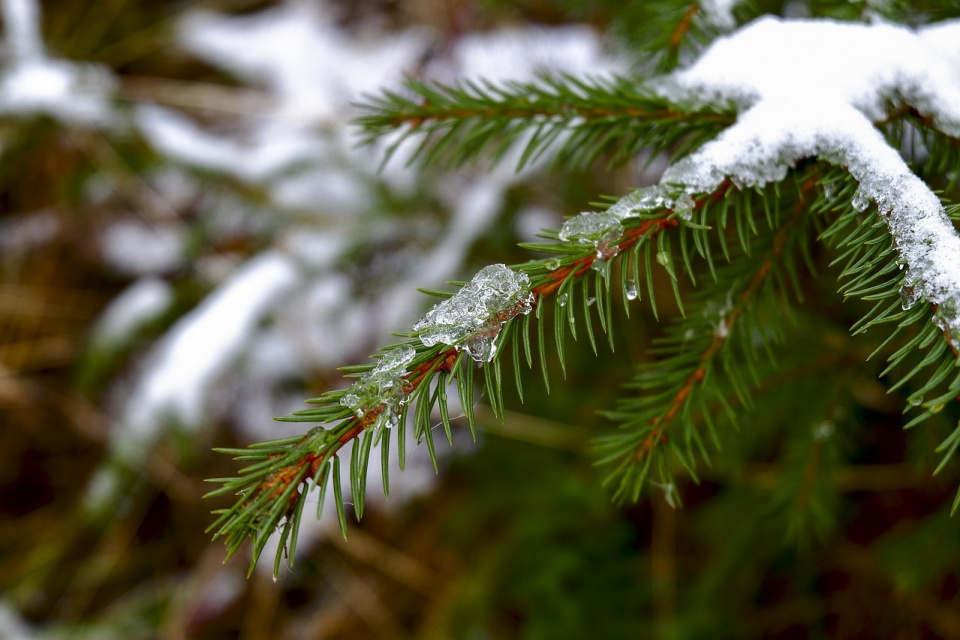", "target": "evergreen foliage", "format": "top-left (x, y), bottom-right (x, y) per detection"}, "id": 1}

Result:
top-left (207, 0), bottom-right (960, 581)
